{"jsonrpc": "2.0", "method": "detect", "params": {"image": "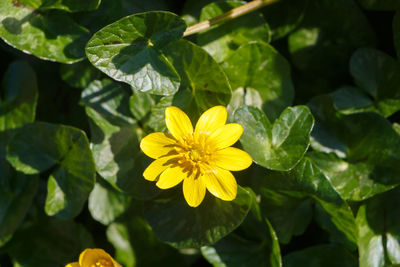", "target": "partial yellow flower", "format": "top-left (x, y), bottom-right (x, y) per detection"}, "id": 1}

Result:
top-left (65, 248), bottom-right (121, 267)
top-left (140, 106), bottom-right (253, 207)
